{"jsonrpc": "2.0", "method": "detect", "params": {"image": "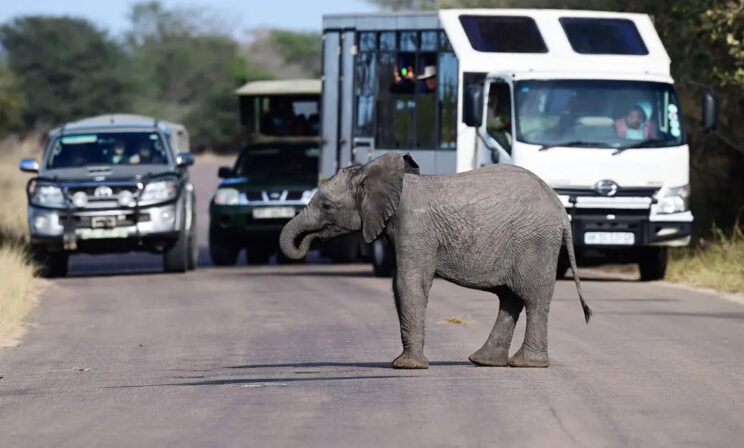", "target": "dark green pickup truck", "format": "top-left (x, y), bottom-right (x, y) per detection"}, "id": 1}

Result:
top-left (208, 141), bottom-right (319, 265)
